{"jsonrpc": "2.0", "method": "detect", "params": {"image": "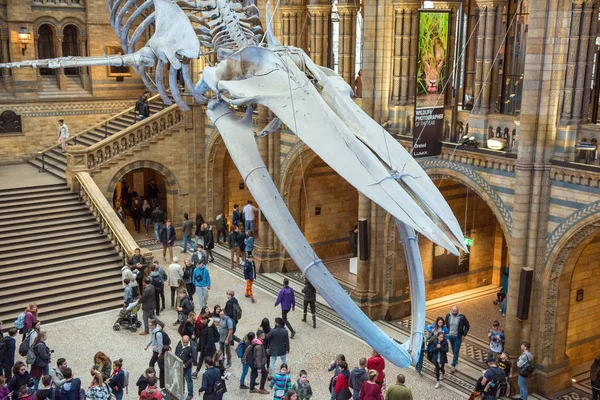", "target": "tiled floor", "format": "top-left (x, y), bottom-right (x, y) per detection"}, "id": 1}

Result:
top-left (0, 163), bottom-right (63, 189)
top-left (31, 247), bottom-right (467, 400)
